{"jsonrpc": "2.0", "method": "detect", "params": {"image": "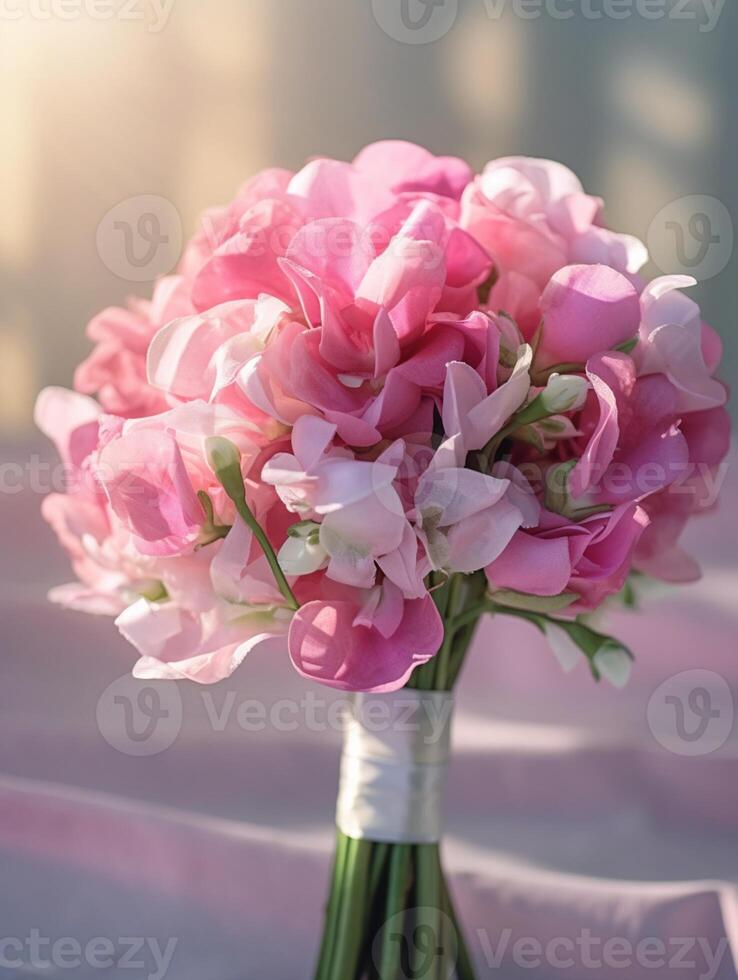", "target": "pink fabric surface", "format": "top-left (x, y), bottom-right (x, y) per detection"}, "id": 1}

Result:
top-left (2, 440), bottom-right (738, 978)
